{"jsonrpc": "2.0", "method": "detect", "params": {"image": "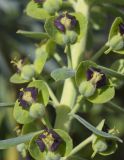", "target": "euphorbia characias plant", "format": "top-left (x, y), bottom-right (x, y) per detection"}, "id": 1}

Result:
top-left (1, 0), bottom-right (124, 160)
